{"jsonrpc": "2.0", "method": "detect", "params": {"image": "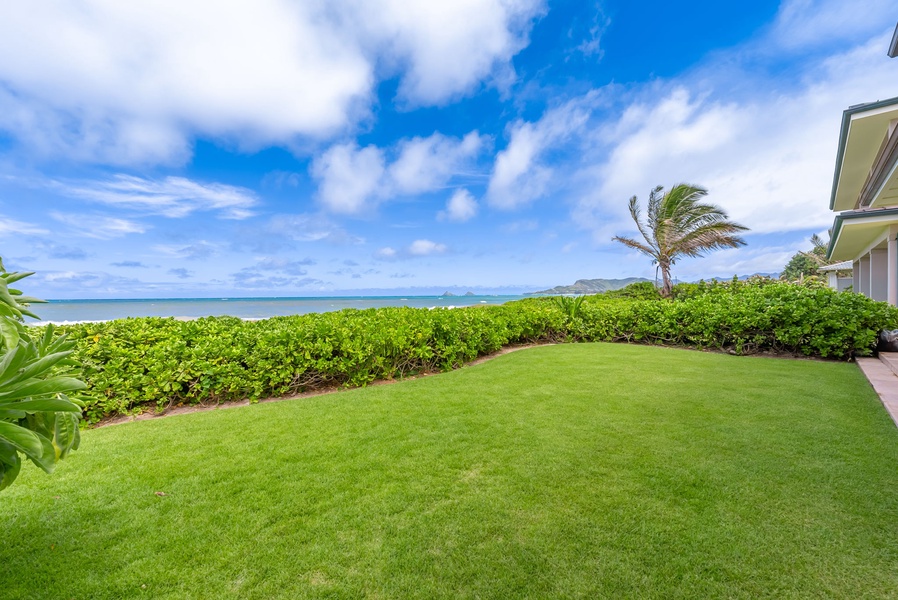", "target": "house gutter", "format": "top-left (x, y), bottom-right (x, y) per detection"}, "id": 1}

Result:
top-left (827, 206), bottom-right (898, 260)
